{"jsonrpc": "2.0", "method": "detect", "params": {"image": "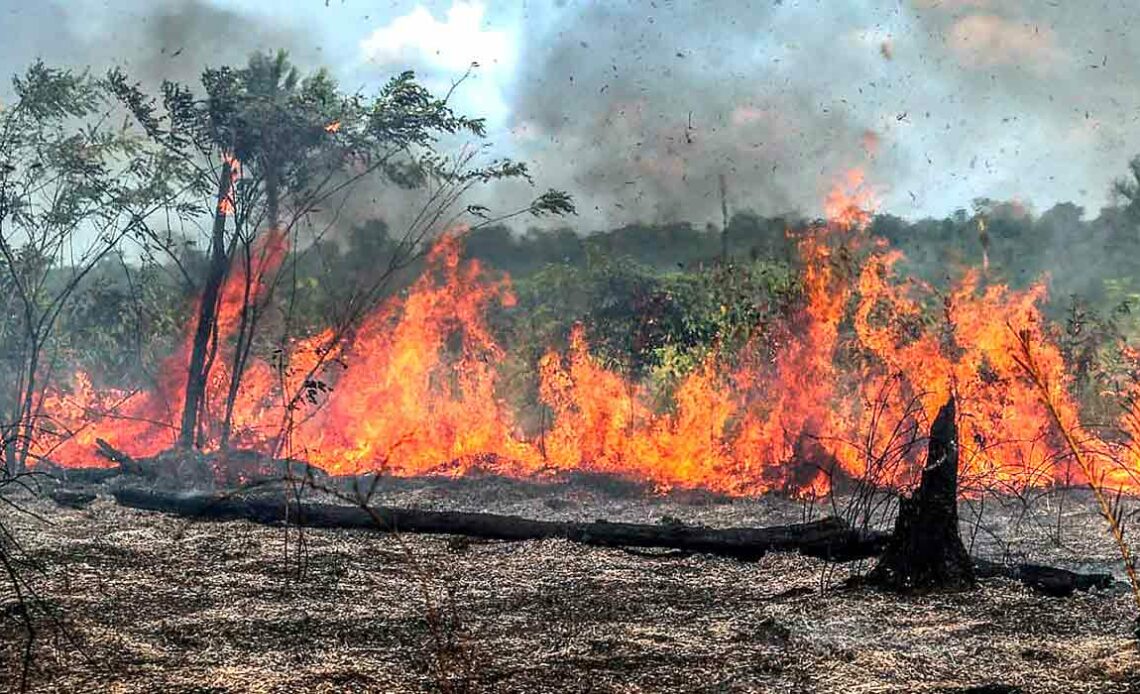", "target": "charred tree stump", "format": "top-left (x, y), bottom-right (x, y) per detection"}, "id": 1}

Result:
top-left (869, 396), bottom-right (976, 591)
